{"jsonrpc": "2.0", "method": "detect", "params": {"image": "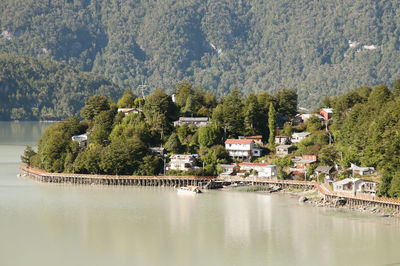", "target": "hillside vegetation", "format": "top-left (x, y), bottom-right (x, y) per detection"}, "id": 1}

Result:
top-left (0, 54), bottom-right (120, 120)
top-left (1, 0), bottom-right (400, 107)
